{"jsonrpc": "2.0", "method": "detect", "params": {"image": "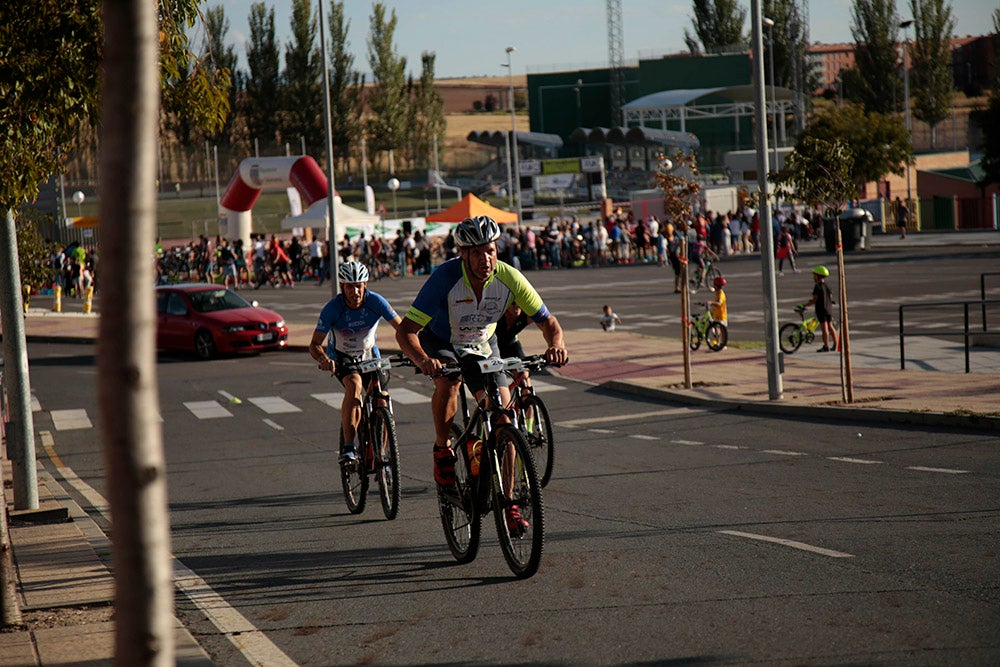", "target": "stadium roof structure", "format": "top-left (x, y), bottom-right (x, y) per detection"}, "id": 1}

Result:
top-left (622, 84), bottom-right (795, 132)
top-left (466, 130), bottom-right (564, 151)
top-left (570, 126), bottom-right (700, 151)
